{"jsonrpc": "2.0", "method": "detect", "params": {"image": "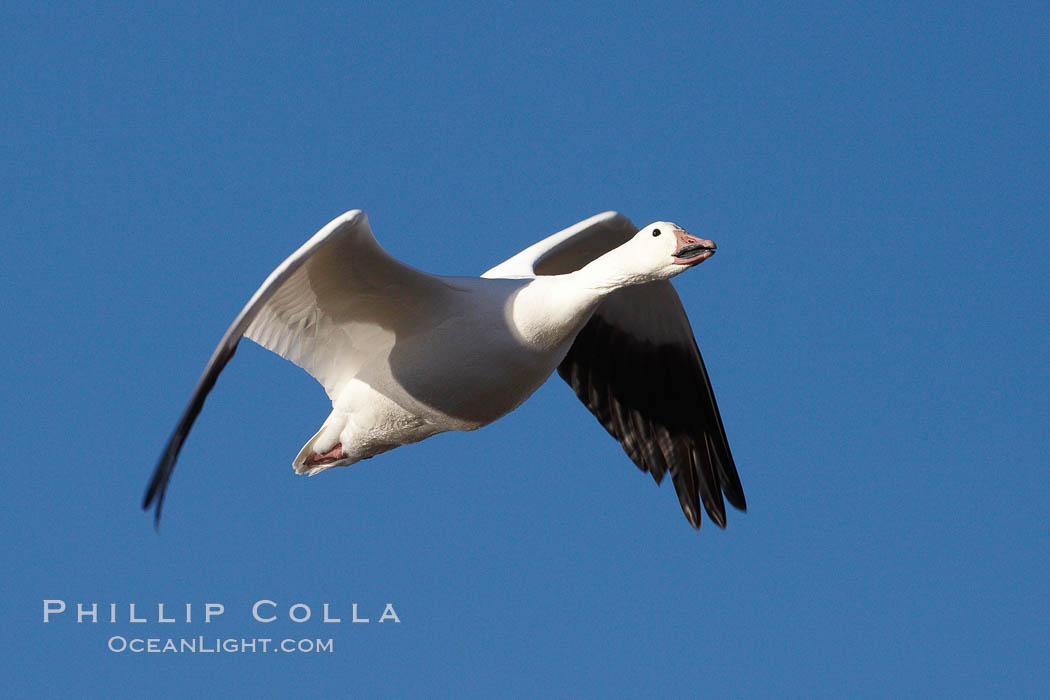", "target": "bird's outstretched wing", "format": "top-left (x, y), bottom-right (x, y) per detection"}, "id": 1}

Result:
top-left (485, 212), bottom-right (745, 528)
top-left (143, 210), bottom-right (452, 526)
